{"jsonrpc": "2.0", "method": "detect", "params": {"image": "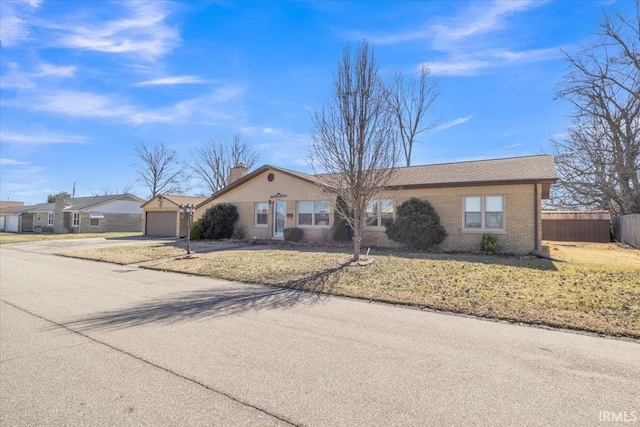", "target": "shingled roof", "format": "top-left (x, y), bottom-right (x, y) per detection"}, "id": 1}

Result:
top-left (196, 155), bottom-right (557, 208)
top-left (22, 194), bottom-right (144, 212)
top-left (386, 154), bottom-right (558, 188)
top-left (140, 194), bottom-right (208, 208)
